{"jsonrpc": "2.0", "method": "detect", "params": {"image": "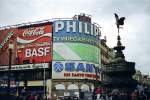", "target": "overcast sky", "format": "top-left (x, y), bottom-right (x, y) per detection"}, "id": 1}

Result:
top-left (0, 0), bottom-right (150, 74)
